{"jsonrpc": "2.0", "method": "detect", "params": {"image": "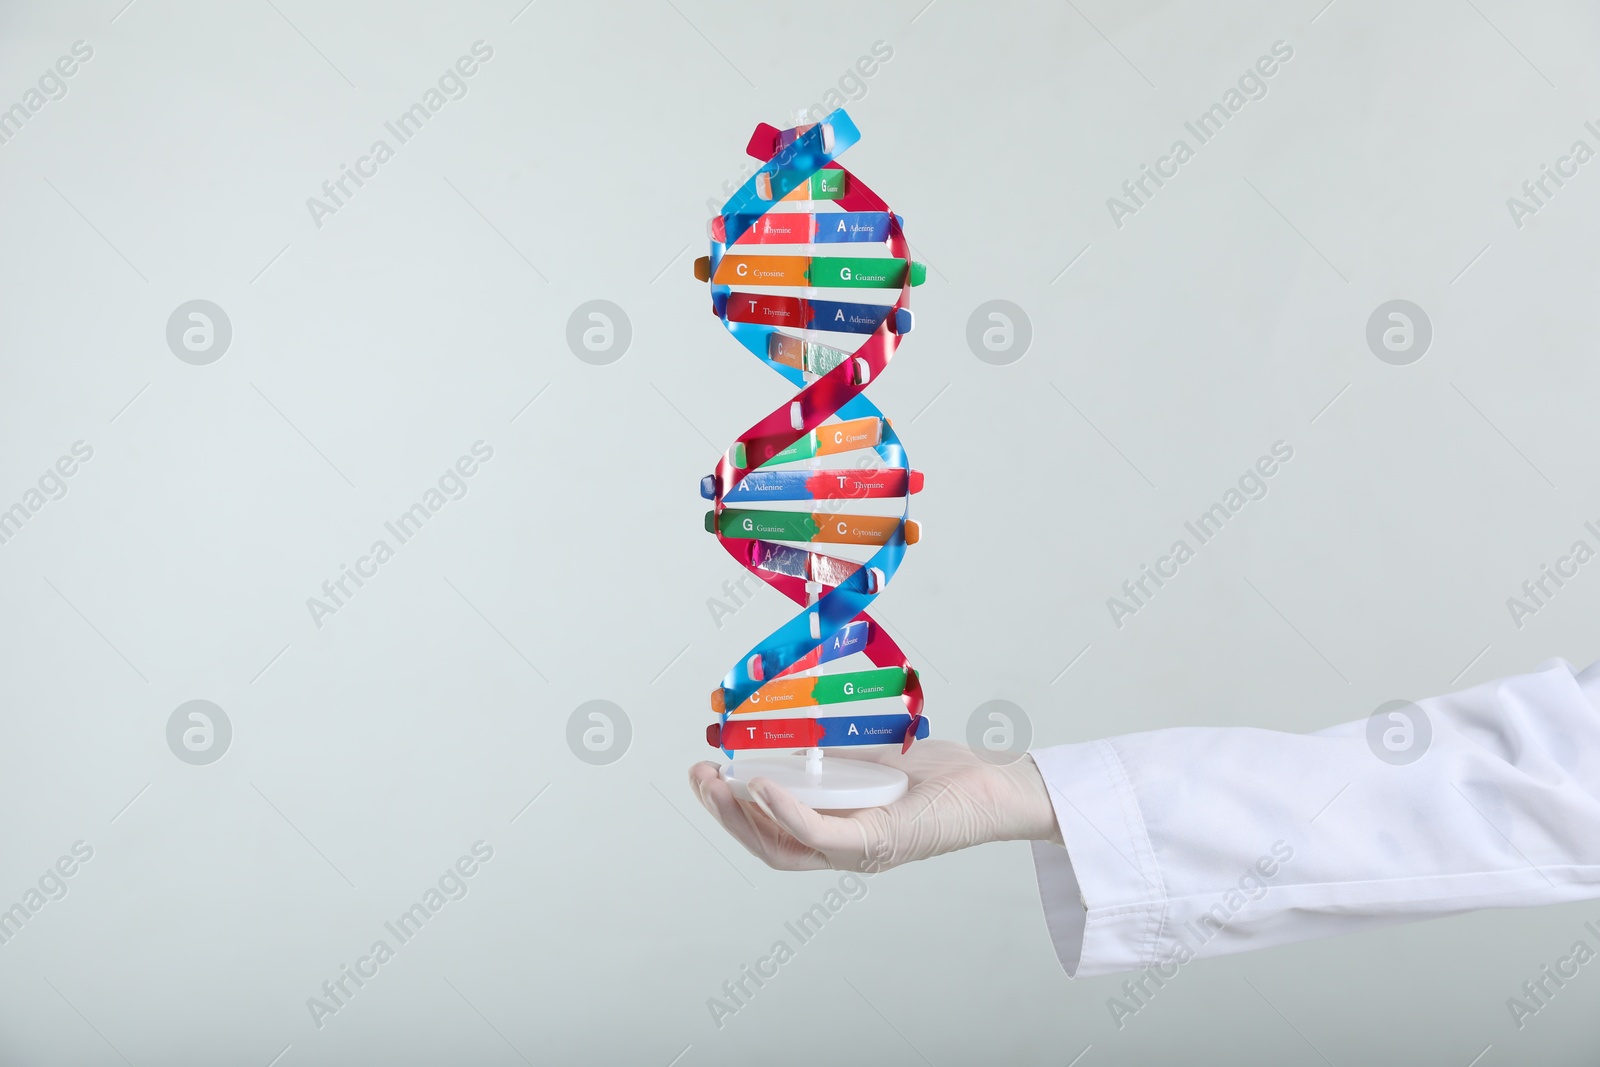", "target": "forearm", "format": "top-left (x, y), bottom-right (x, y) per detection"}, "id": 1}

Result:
top-left (1028, 657), bottom-right (1600, 977)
